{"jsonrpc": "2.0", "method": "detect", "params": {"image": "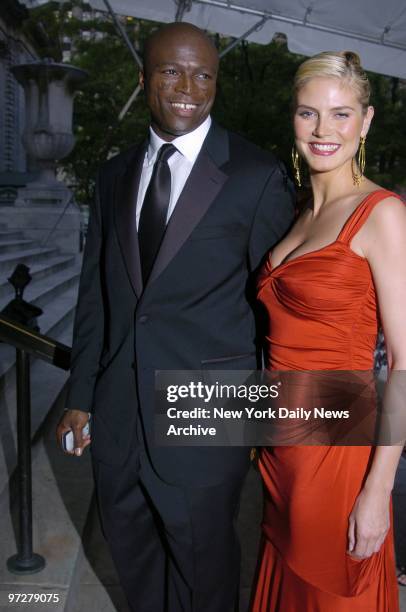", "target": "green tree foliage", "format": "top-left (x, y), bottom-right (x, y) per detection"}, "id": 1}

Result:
top-left (63, 27), bottom-right (150, 204)
top-left (215, 38), bottom-right (406, 191)
top-left (22, 4), bottom-right (156, 203)
top-left (367, 74), bottom-right (406, 188)
top-left (23, 4), bottom-right (406, 203)
top-left (22, 1), bottom-right (66, 60)
top-left (214, 38), bottom-right (302, 169)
